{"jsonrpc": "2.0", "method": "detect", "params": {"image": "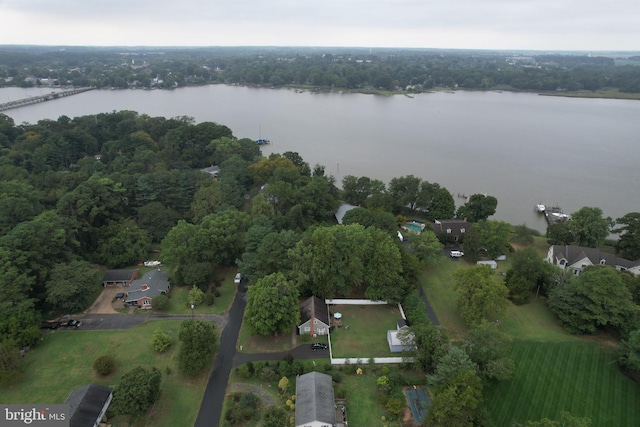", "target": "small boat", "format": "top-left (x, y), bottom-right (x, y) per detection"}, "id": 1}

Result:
top-left (256, 138), bottom-right (270, 145)
top-left (535, 203), bottom-right (546, 213)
